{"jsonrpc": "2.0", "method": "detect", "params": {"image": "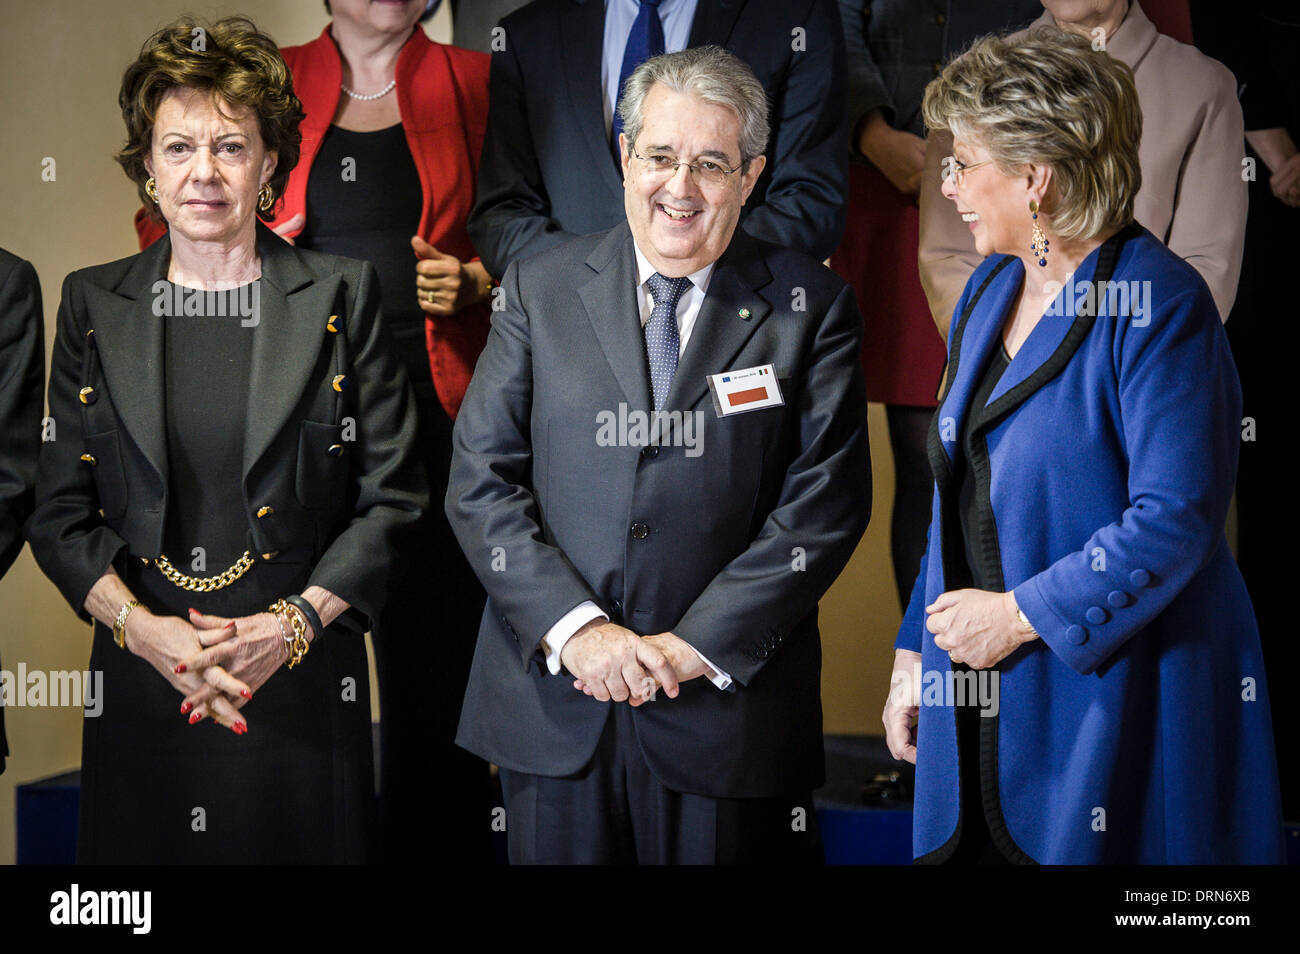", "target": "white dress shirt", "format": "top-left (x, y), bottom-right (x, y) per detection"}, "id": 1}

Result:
top-left (538, 239), bottom-right (732, 691)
